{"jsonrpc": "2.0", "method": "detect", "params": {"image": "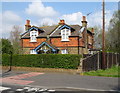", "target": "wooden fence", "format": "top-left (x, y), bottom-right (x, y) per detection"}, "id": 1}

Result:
top-left (82, 52), bottom-right (120, 72)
